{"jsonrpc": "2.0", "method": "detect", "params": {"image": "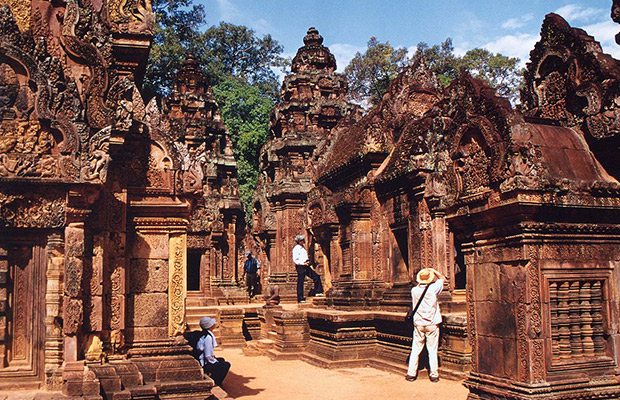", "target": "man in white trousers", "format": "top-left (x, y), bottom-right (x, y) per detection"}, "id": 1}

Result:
top-left (406, 267), bottom-right (445, 382)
